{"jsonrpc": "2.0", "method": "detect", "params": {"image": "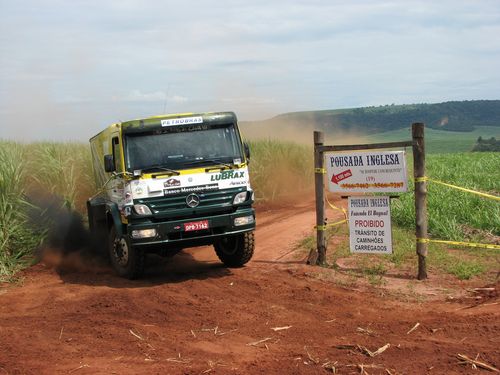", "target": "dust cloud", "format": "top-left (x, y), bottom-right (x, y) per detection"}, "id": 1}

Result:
top-left (28, 194), bottom-right (109, 274)
top-left (239, 116), bottom-right (369, 145)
